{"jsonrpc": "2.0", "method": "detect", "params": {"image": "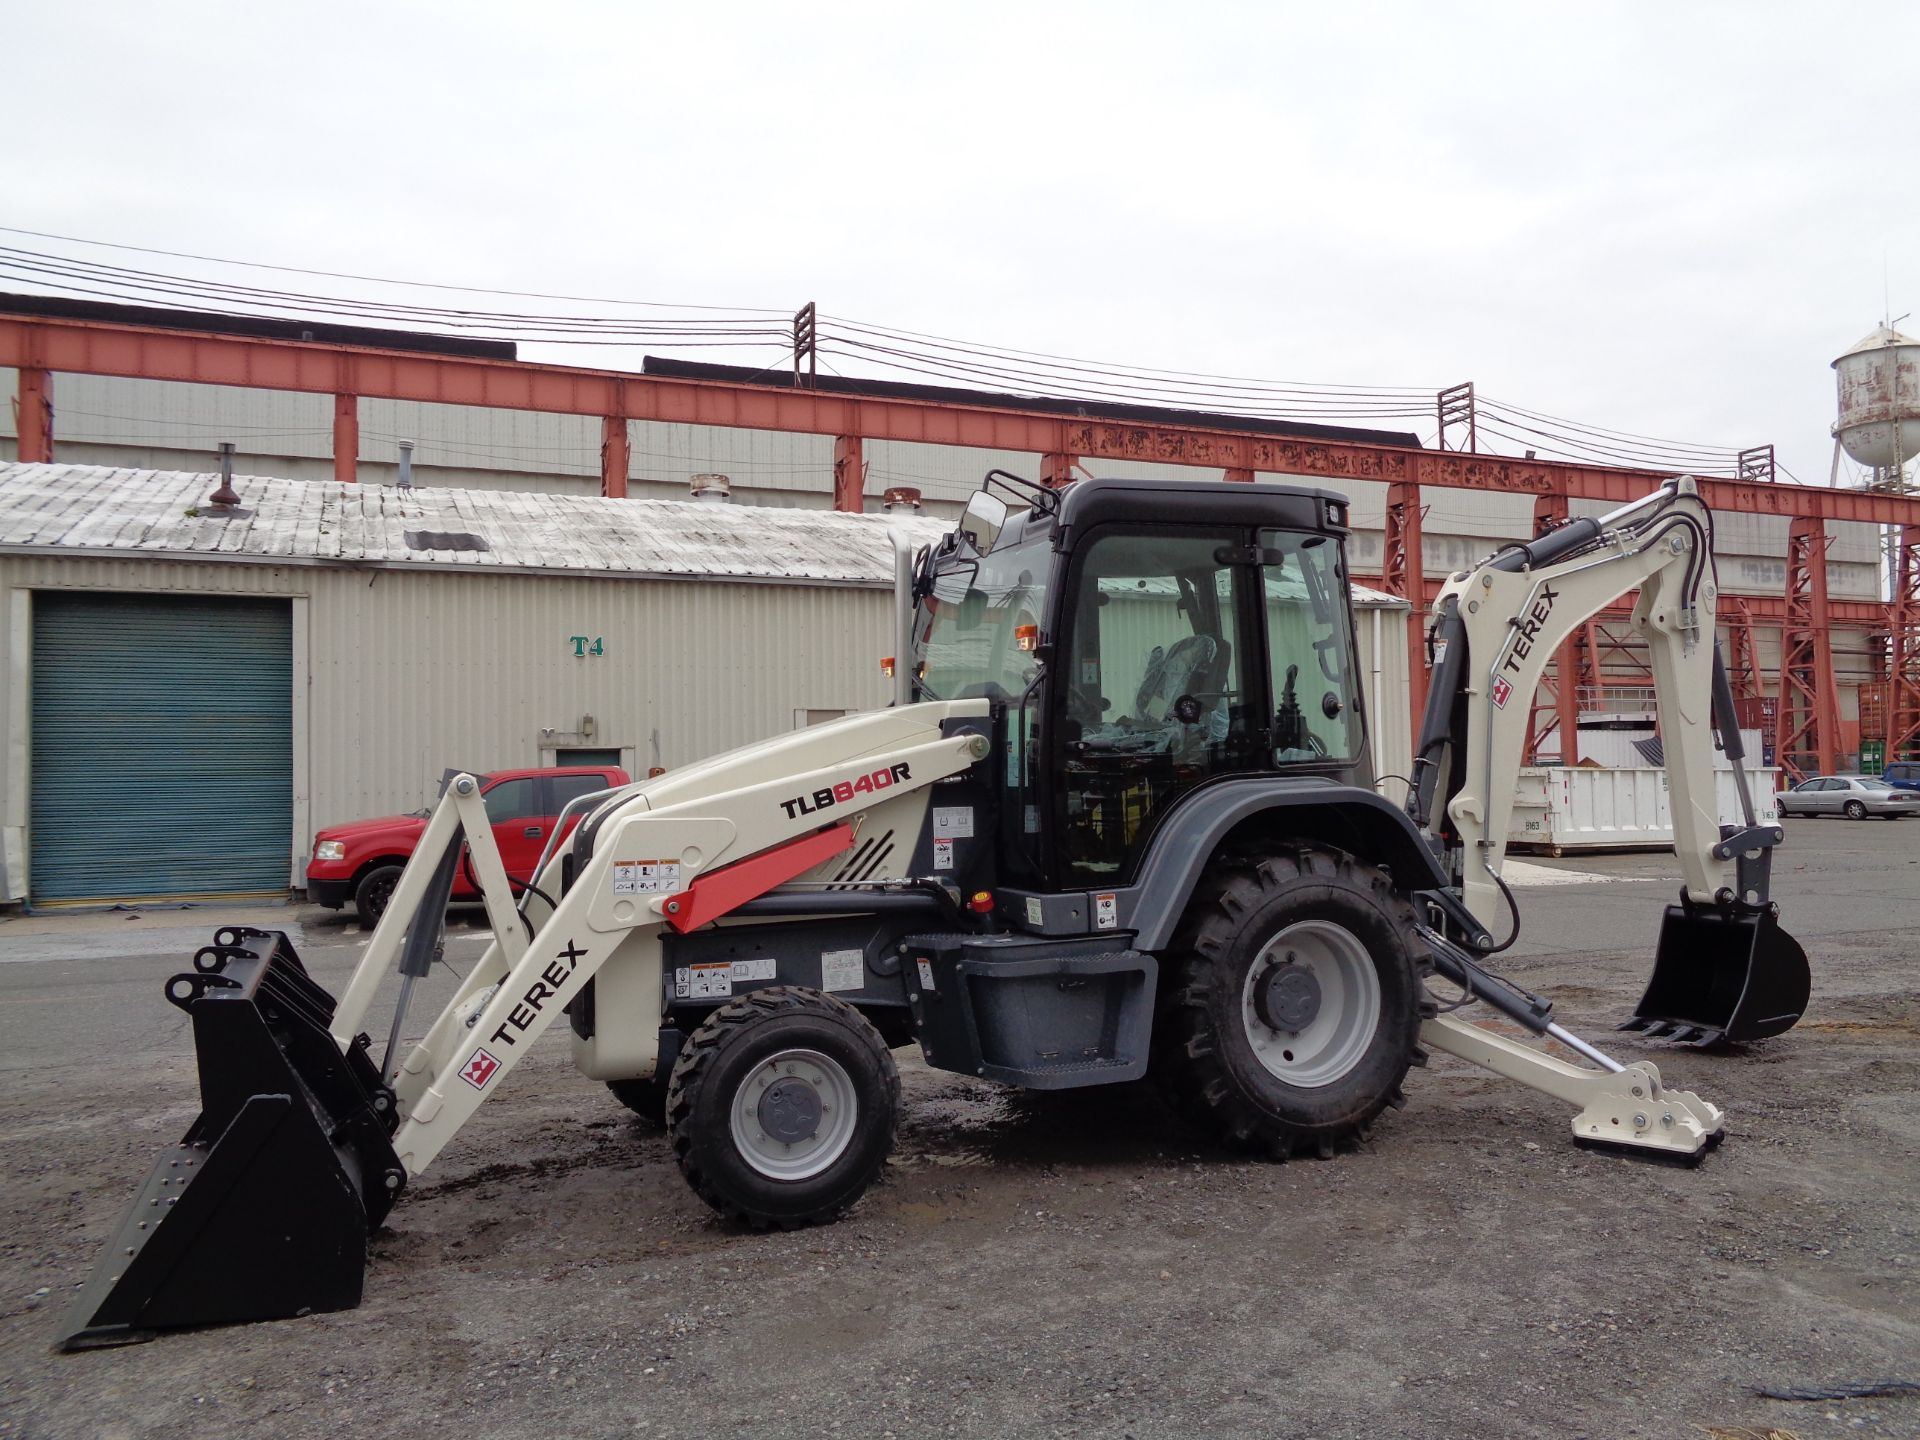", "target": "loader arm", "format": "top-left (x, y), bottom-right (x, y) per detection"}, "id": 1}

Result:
top-left (343, 715), bottom-right (991, 1178)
